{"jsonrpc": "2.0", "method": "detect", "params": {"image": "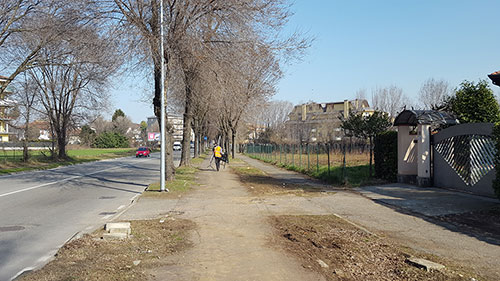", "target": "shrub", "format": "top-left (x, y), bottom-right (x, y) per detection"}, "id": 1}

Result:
top-left (492, 122), bottom-right (500, 199)
top-left (374, 131), bottom-right (397, 181)
top-left (93, 132), bottom-right (129, 148)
